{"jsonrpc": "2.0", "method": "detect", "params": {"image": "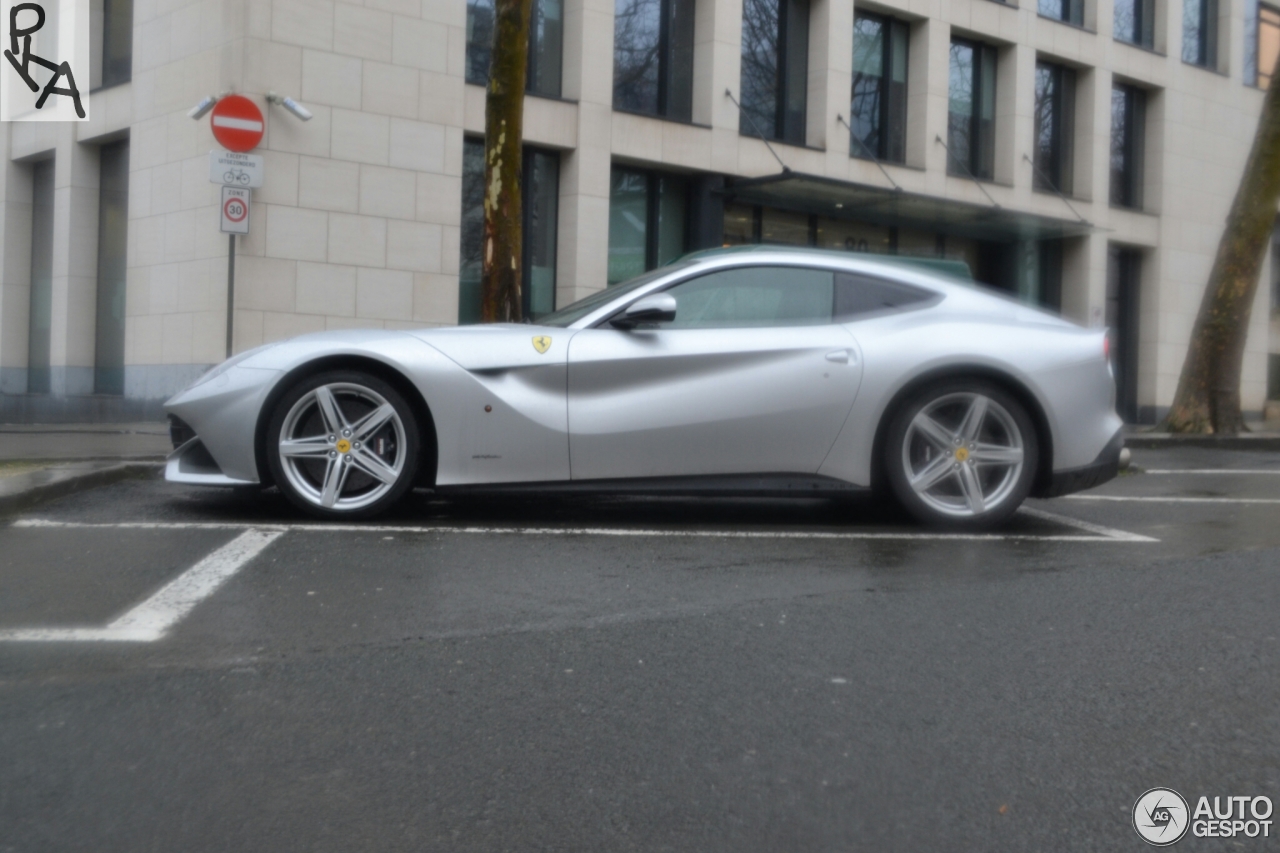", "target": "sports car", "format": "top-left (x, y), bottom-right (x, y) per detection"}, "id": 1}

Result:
top-left (164, 246), bottom-right (1124, 526)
